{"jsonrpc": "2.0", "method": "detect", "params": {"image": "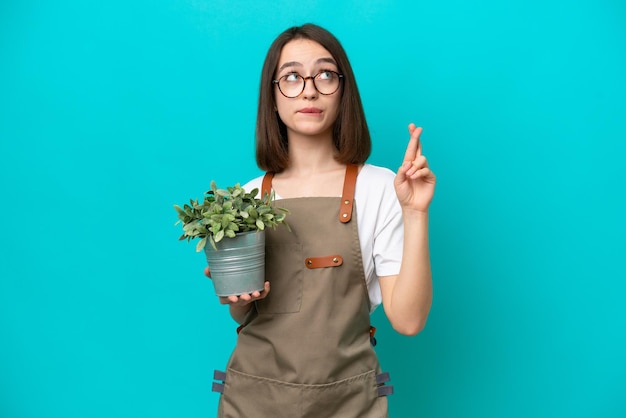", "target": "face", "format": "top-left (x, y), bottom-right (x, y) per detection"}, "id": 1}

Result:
top-left (274, 39), bottom-right (342, 141)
